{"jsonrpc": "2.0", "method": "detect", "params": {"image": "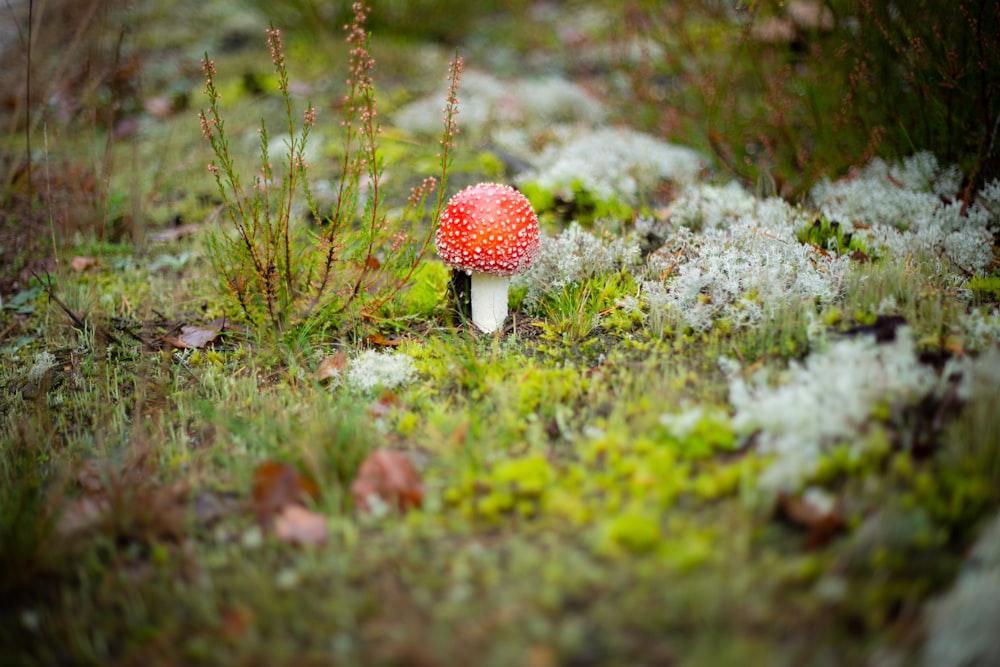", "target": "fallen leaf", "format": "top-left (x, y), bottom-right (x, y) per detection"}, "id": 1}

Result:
top-left (114, 117), bottom-right (139, 139)
top-left (351, 448), bottom-right (423, 513)
top-left (752, 17), bottom-right (795, 43)
top-left (76, 459), bottom-right (105, 493)
top-left (368, 390), bottom-right (400, 419)
top-left (55, 456), bottom-right (187, 543)
top-left (525, 644), bottom-right (557, 667)
top-left (364, 332), bottom-right (404, 347)
top-left (315, 352), bottom-right (347, 382)
top-left (220, 603), bottom-right (255, 643)
top-left (70, 256), bottom-right (98, 272)
top-left (206, 317), bottom-right (247, 334)
top-left (177, 324), bottom-right (222, 349)
top-left (165, 323), bottom-right (224, 349)
top-left (252, 461), bottom-right (319, 526)
top-left (193, 490), bottom-right (241, 525)
top-left (776, 488), bottom-right (845, 549)
top-left (787, 0), bottom-right (834, 30)
top-left (274, 504), bottom-right (329, 546)
top-left (56, 495), bottom-right (109, 538)
top-left (148, 224), bottom-right (200, 242)
top-left (143, 95), bottom-right (184, 119)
